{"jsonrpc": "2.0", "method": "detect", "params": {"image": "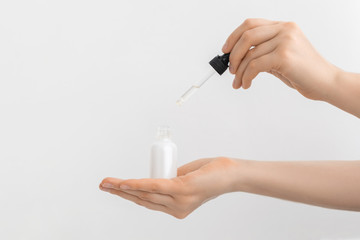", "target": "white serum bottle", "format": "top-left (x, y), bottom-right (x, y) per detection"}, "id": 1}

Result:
top-left (150, 126), bottom-right (177, 179)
